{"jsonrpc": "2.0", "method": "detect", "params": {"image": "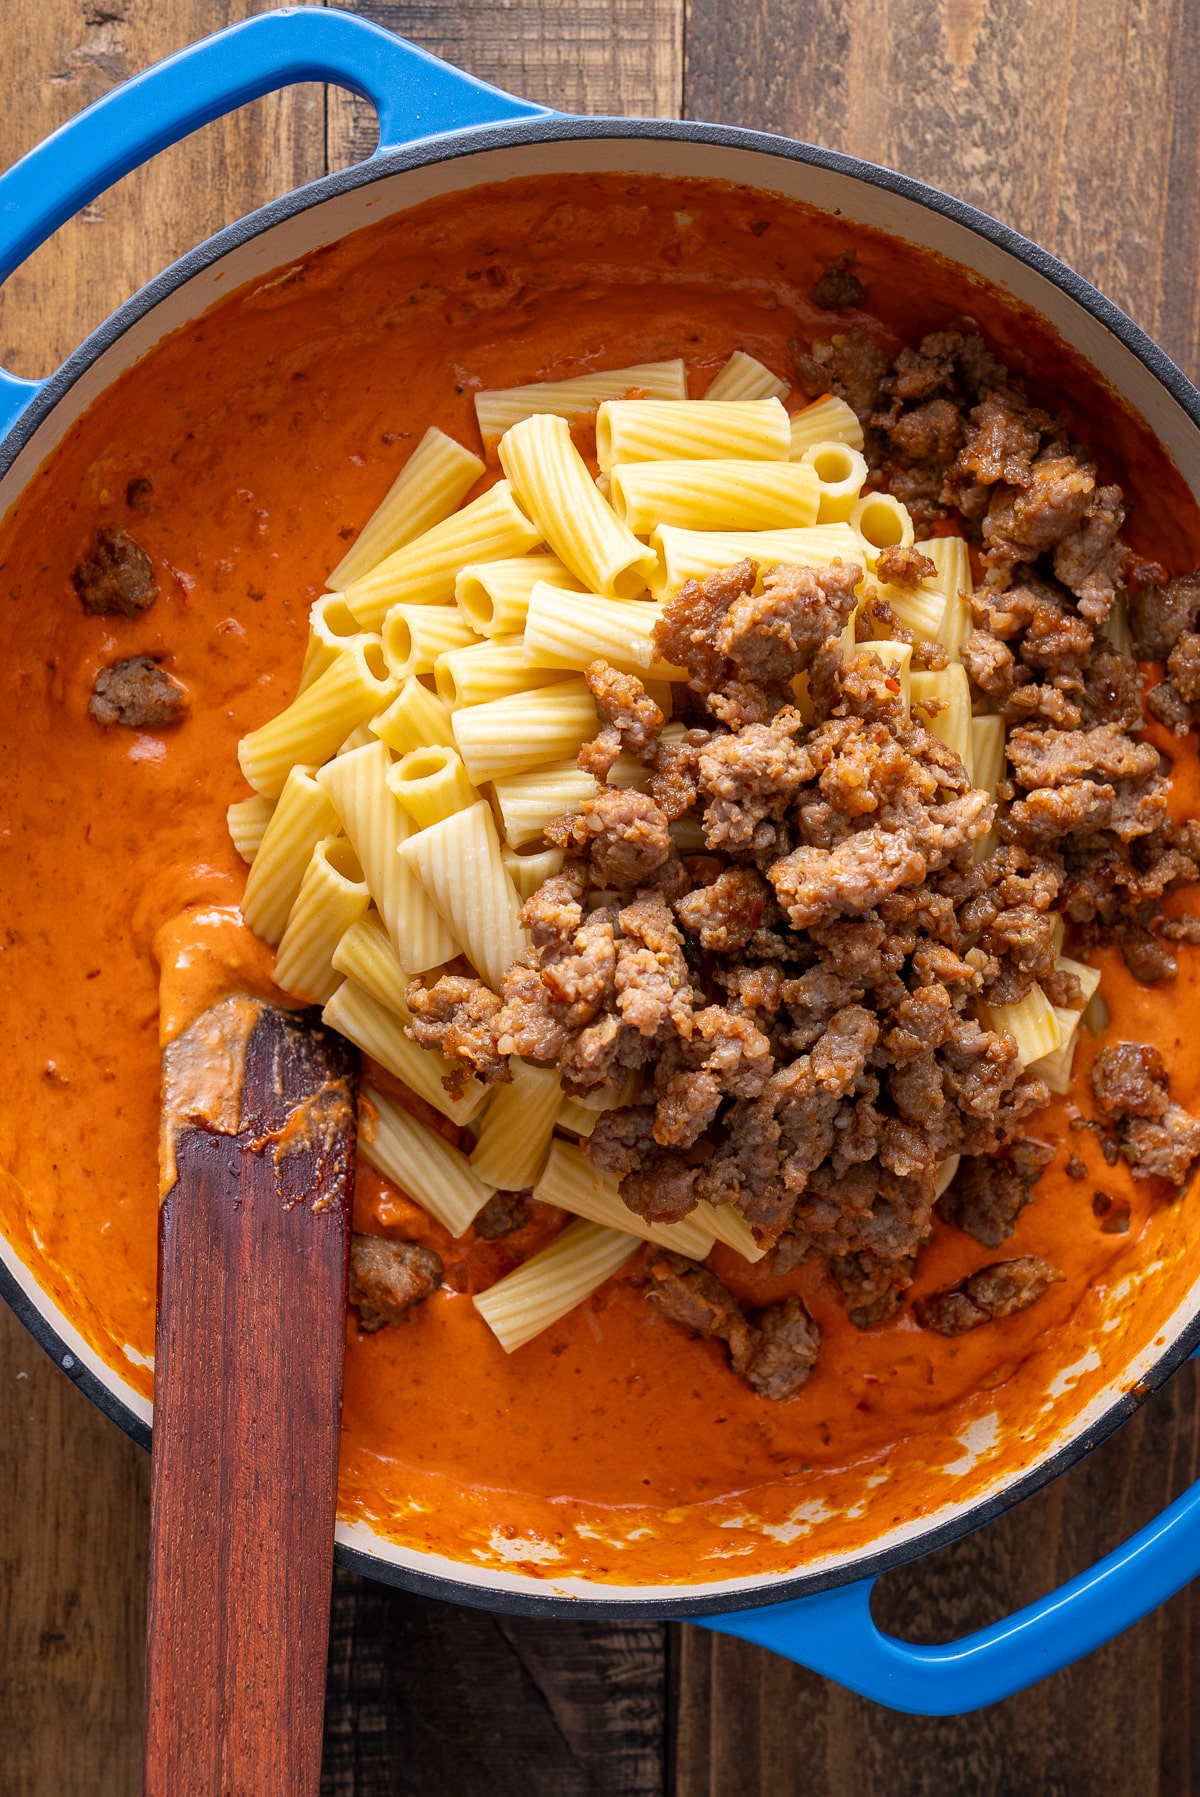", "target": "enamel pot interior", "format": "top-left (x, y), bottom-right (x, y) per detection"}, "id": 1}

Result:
top-left (4, 119), bottom-right (1200, 1619)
